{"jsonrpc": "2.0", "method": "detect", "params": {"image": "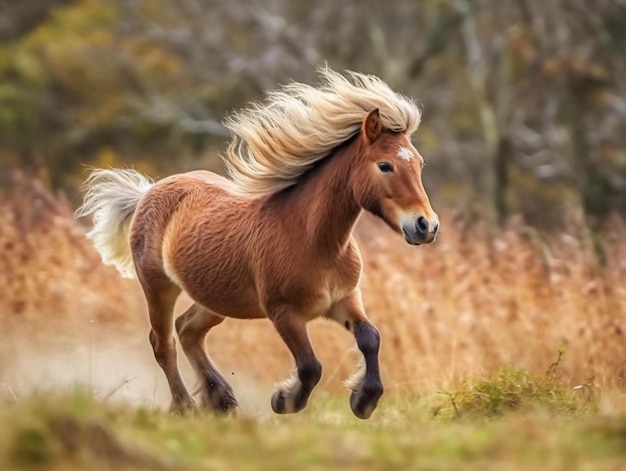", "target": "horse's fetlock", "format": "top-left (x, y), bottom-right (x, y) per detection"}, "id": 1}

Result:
top-left (299, 359), bottom-right (322, 387)
top-left (203, 379), bottom-right (238, 413)
top-left (362, 381), bottom-right (384, 399)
